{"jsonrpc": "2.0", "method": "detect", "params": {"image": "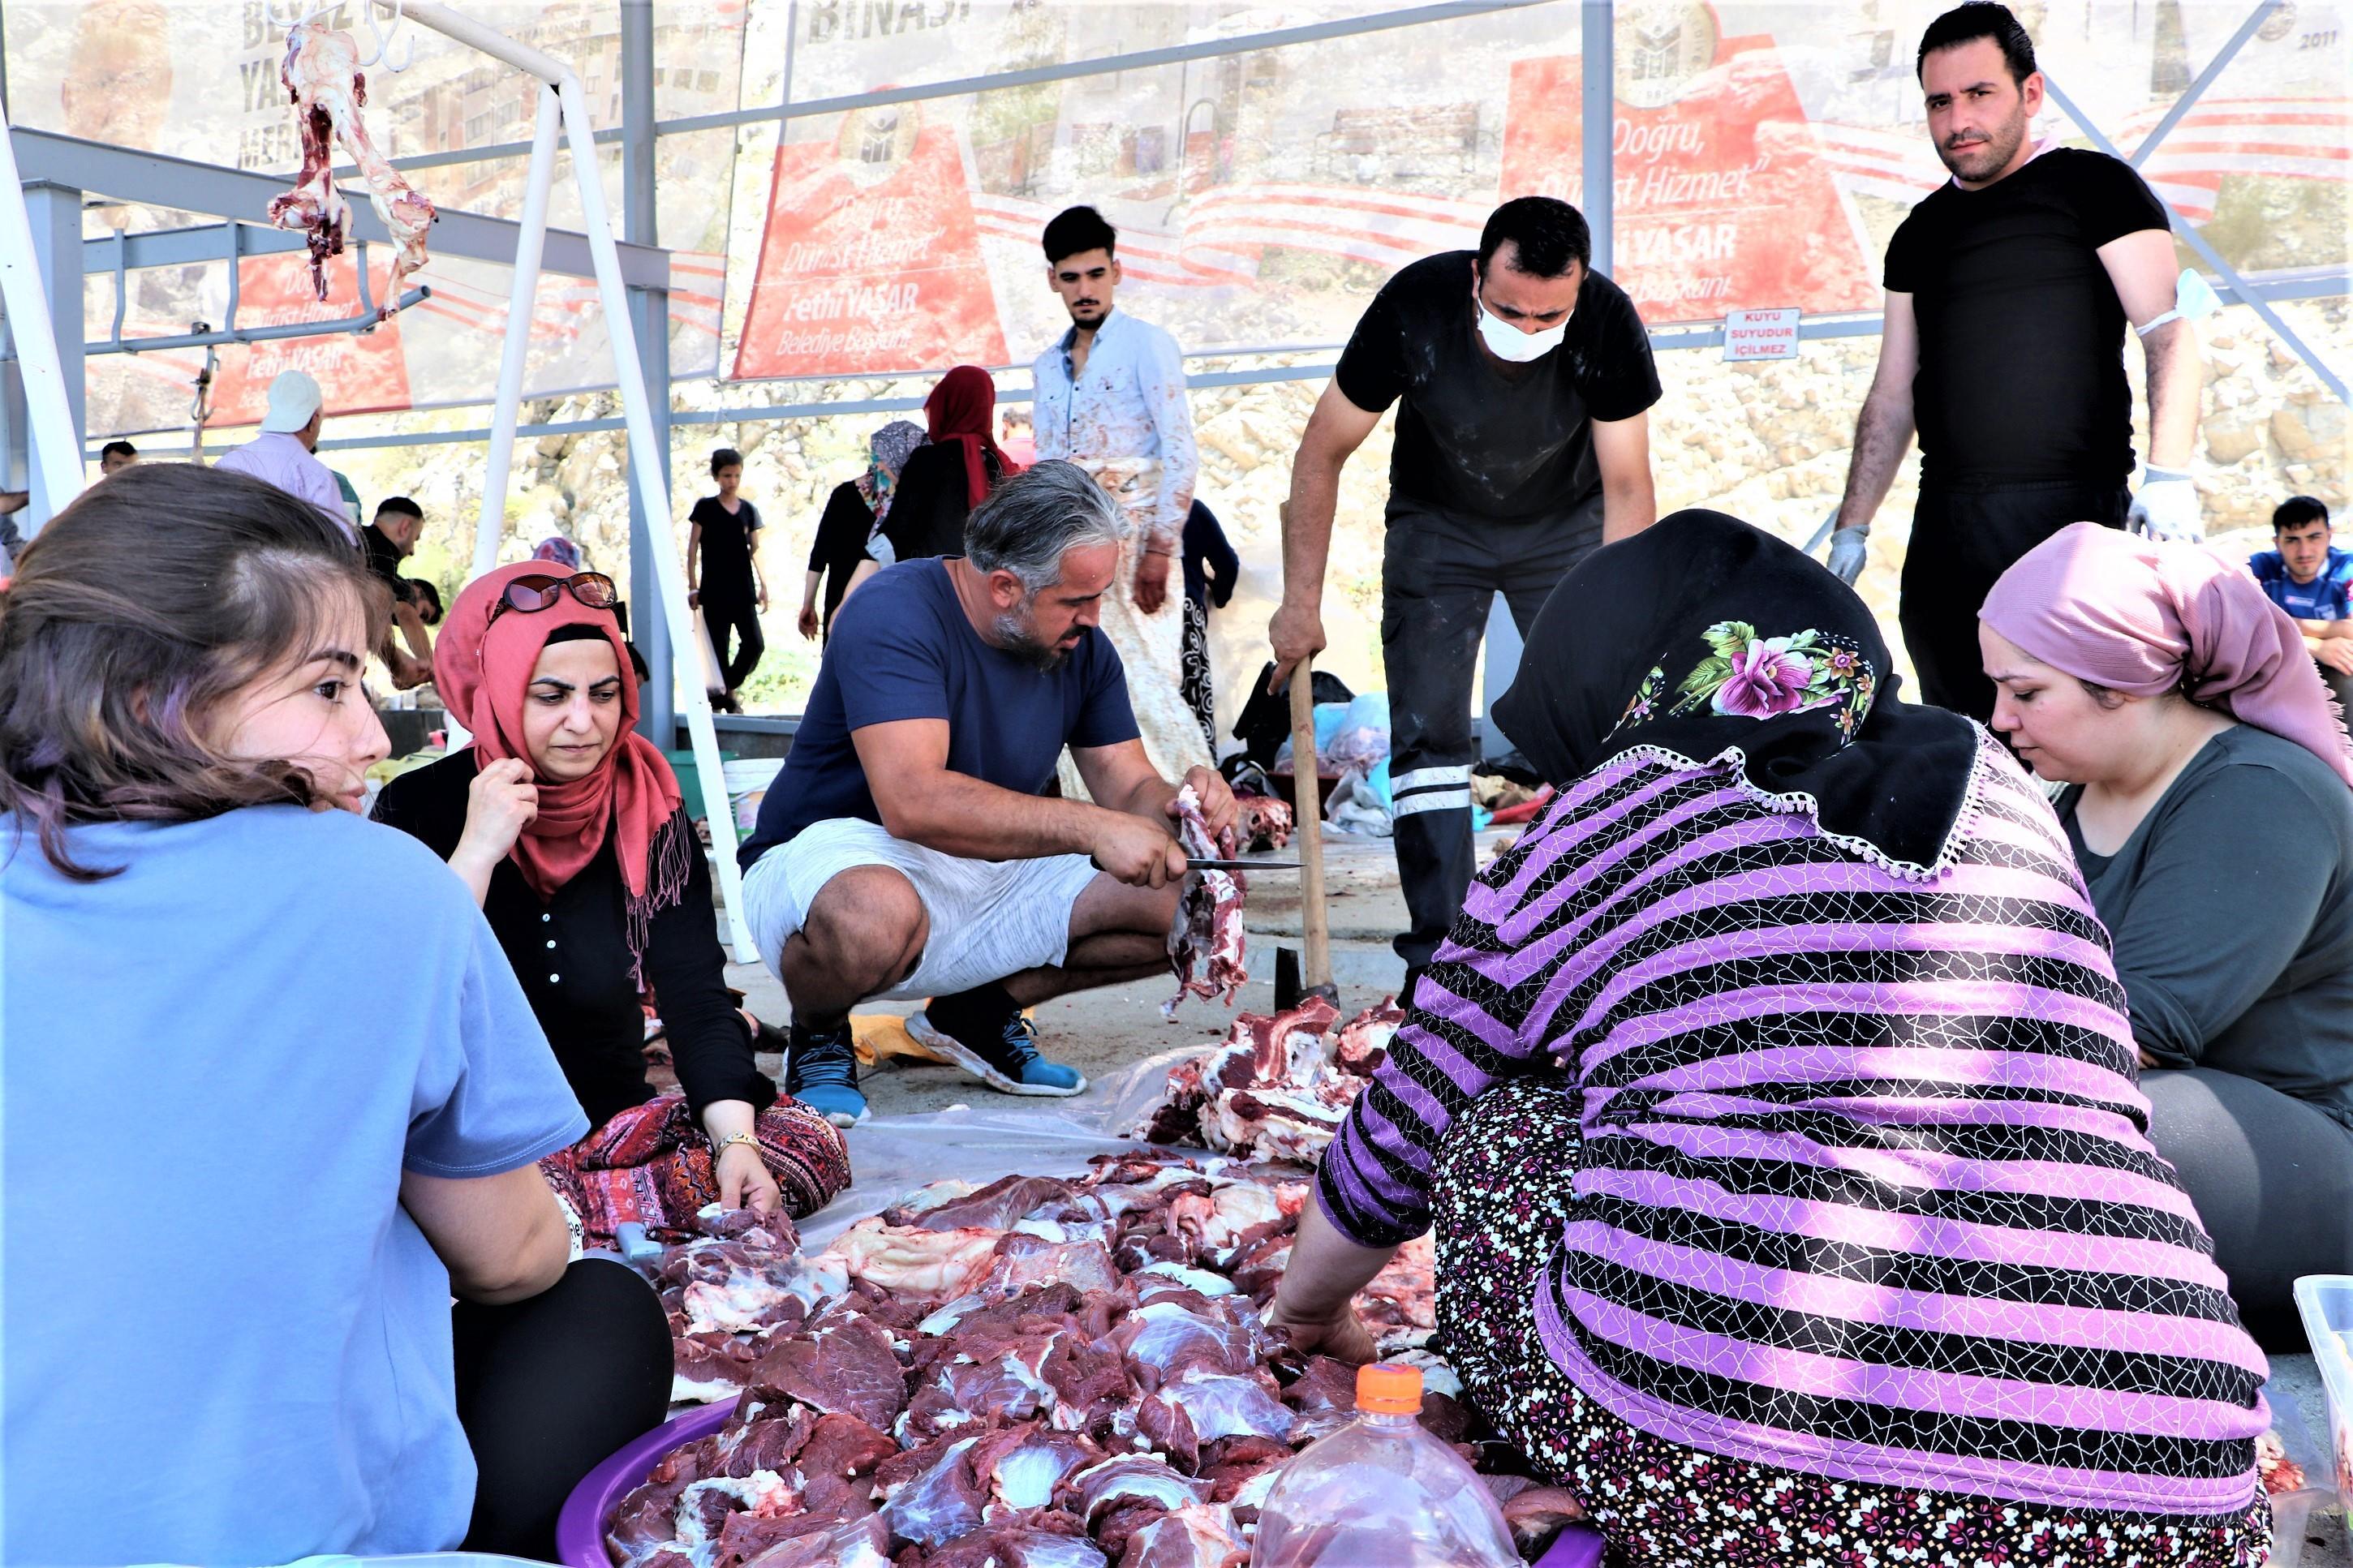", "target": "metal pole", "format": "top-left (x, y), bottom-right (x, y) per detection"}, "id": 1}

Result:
top-left (1581, 0), bottom-right (1614, 271)
top-left (474, 83), bottom-right (561, 578)
top-left (2044, 77), bottom-right (2347, 405)
top-left (5, 170), bottom-right (85, 531)
top-left (557, 76), bottom-right (752, 959)
top-left (620, 0), bottom-right (677, 758)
